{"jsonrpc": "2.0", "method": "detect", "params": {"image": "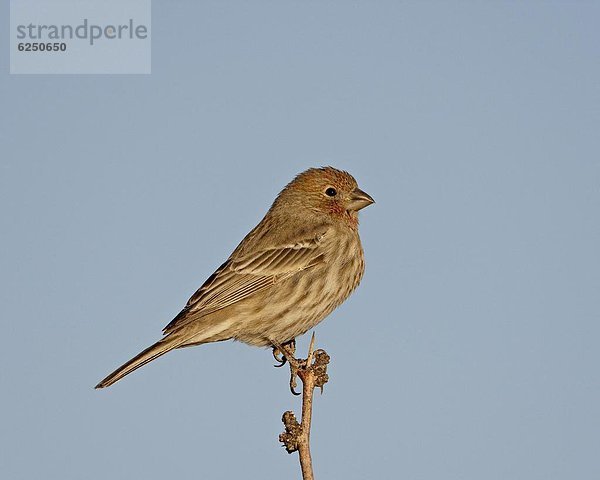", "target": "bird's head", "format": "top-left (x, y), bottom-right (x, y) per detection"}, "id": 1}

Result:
top-left (273, 166), bottom-right (374, 227)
